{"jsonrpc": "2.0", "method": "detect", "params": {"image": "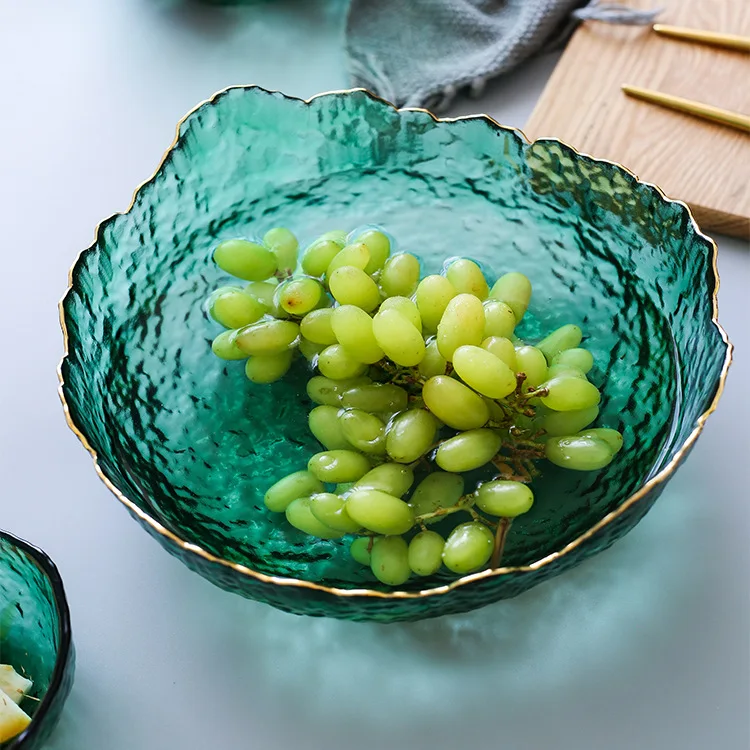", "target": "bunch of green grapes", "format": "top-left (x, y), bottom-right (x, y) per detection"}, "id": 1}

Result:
top-left (206, 226), bottom-right (623, 585)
